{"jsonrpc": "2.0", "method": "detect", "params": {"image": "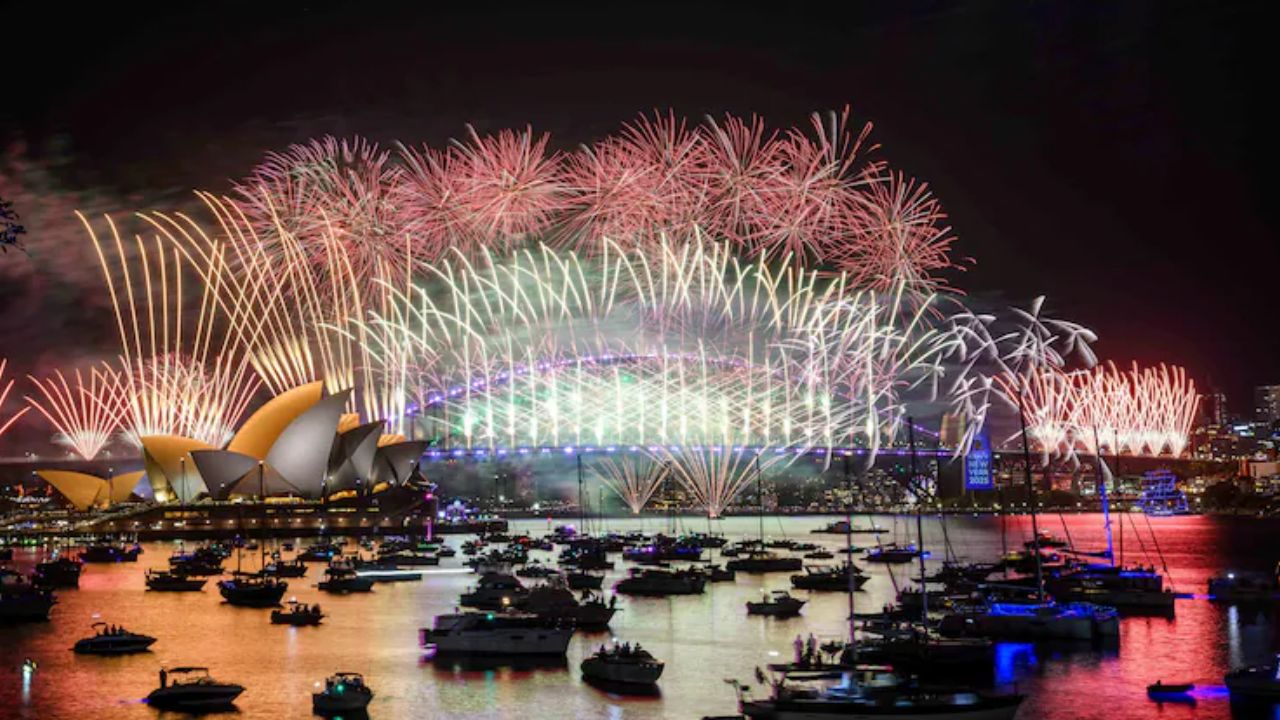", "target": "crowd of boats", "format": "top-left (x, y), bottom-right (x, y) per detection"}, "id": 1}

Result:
top-left (5, 510), bottom-right (1280, 717)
